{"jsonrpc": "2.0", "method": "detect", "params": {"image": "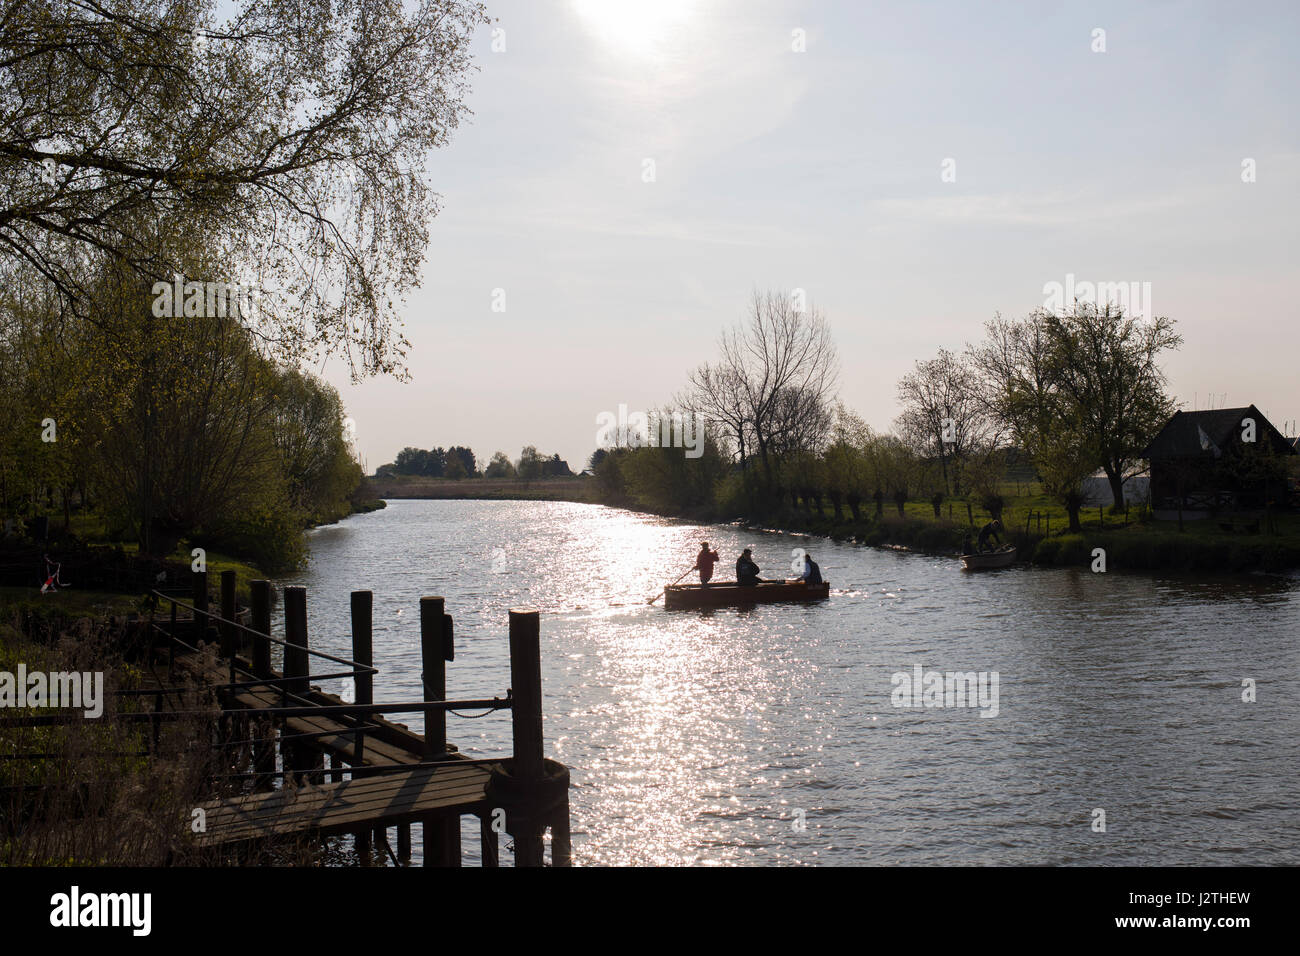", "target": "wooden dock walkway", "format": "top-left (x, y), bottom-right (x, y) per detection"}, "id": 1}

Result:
top-left (152, 571), bottom-right (571, 866)
top-left (195, 762), bottom-right (499, 847)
